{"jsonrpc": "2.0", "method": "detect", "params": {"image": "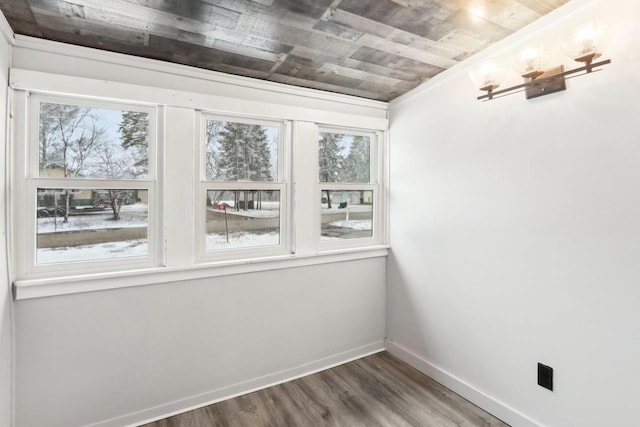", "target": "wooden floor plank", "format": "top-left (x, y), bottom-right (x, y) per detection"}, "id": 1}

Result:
top-left (141, 352), bottom-right (510, 427)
